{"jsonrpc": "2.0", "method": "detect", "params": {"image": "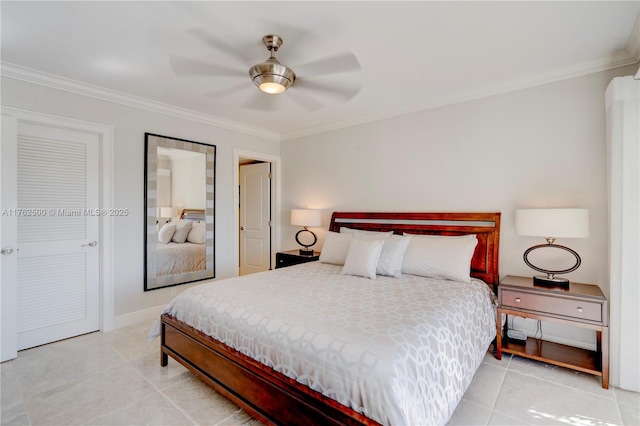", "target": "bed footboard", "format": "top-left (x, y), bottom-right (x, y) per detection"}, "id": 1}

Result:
top-left (160, 314), bottom-right (379, 426)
